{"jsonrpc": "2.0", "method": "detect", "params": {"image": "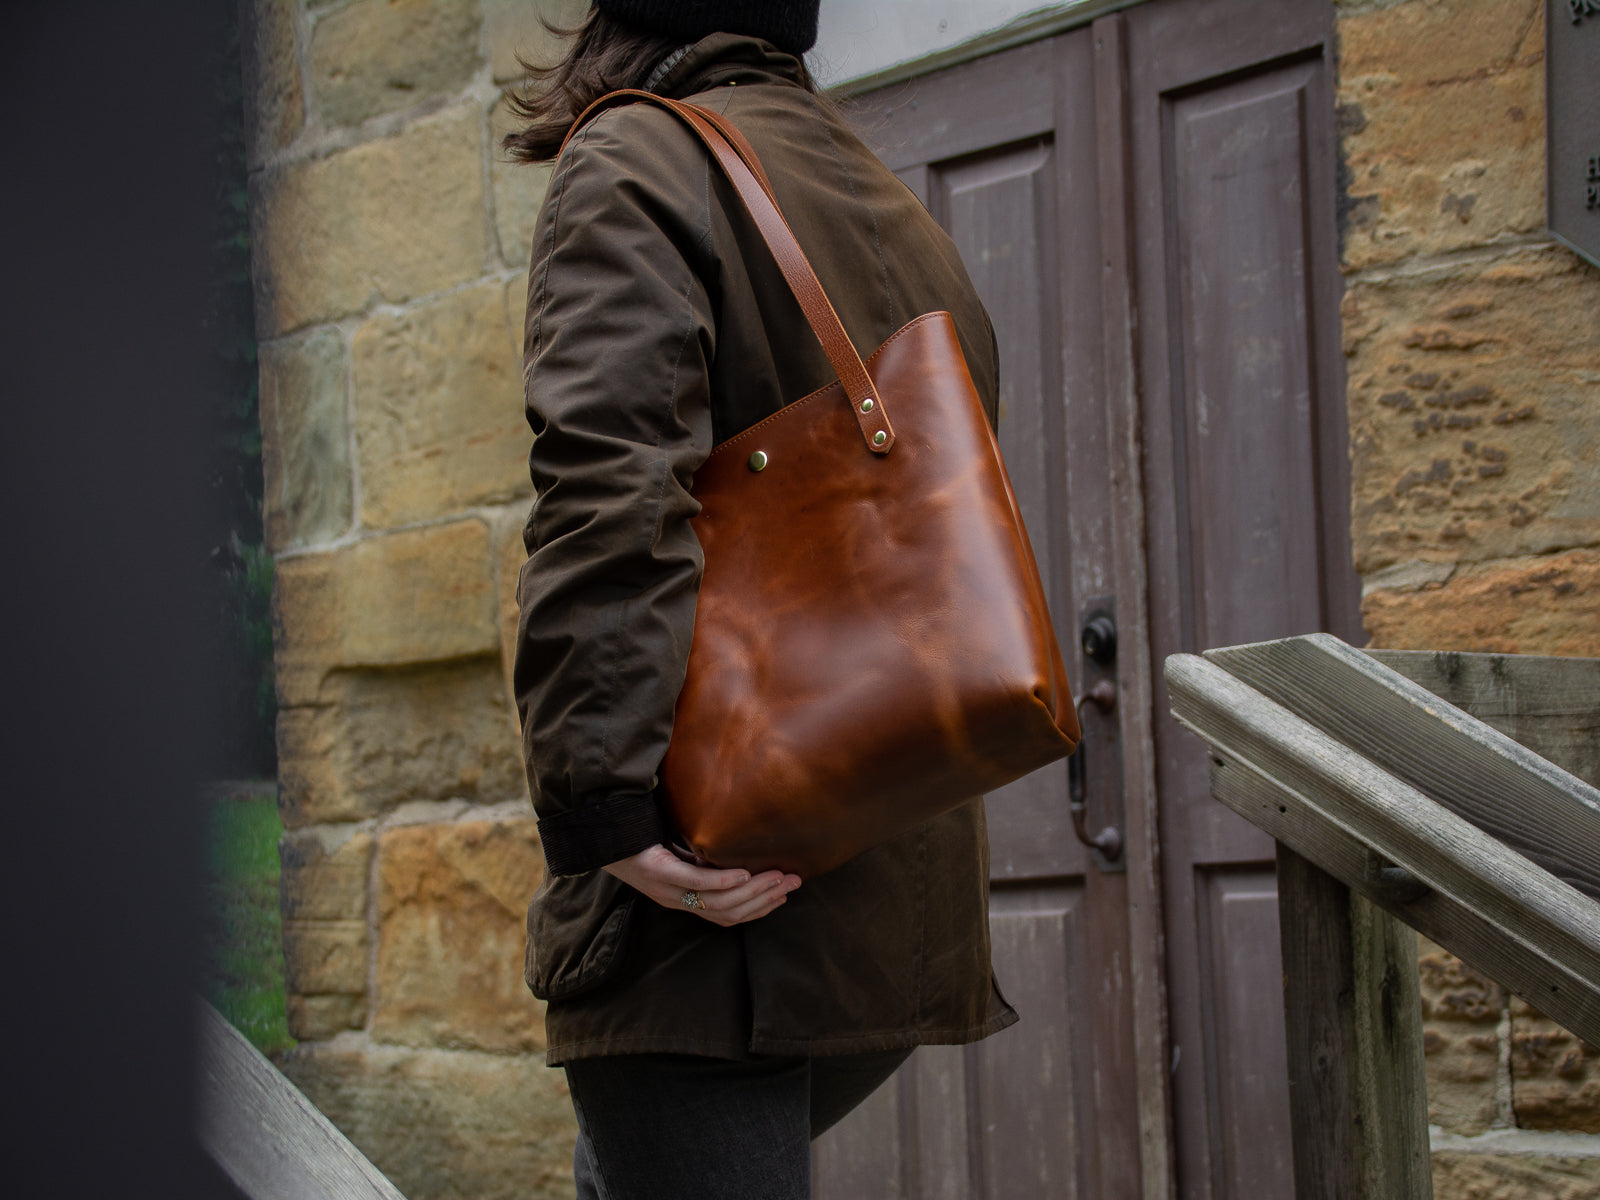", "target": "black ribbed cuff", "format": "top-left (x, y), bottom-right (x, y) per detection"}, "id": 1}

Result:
top-left (537, 790), bottom-right (672, 877)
